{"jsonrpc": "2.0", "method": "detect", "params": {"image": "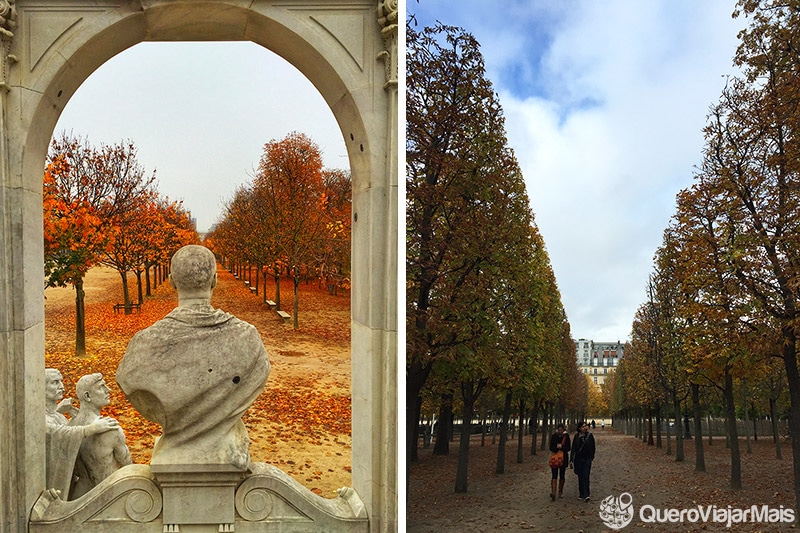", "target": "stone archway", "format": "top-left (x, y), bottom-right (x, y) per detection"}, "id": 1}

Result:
top-left (0, 1), bottom-right (397, 532)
